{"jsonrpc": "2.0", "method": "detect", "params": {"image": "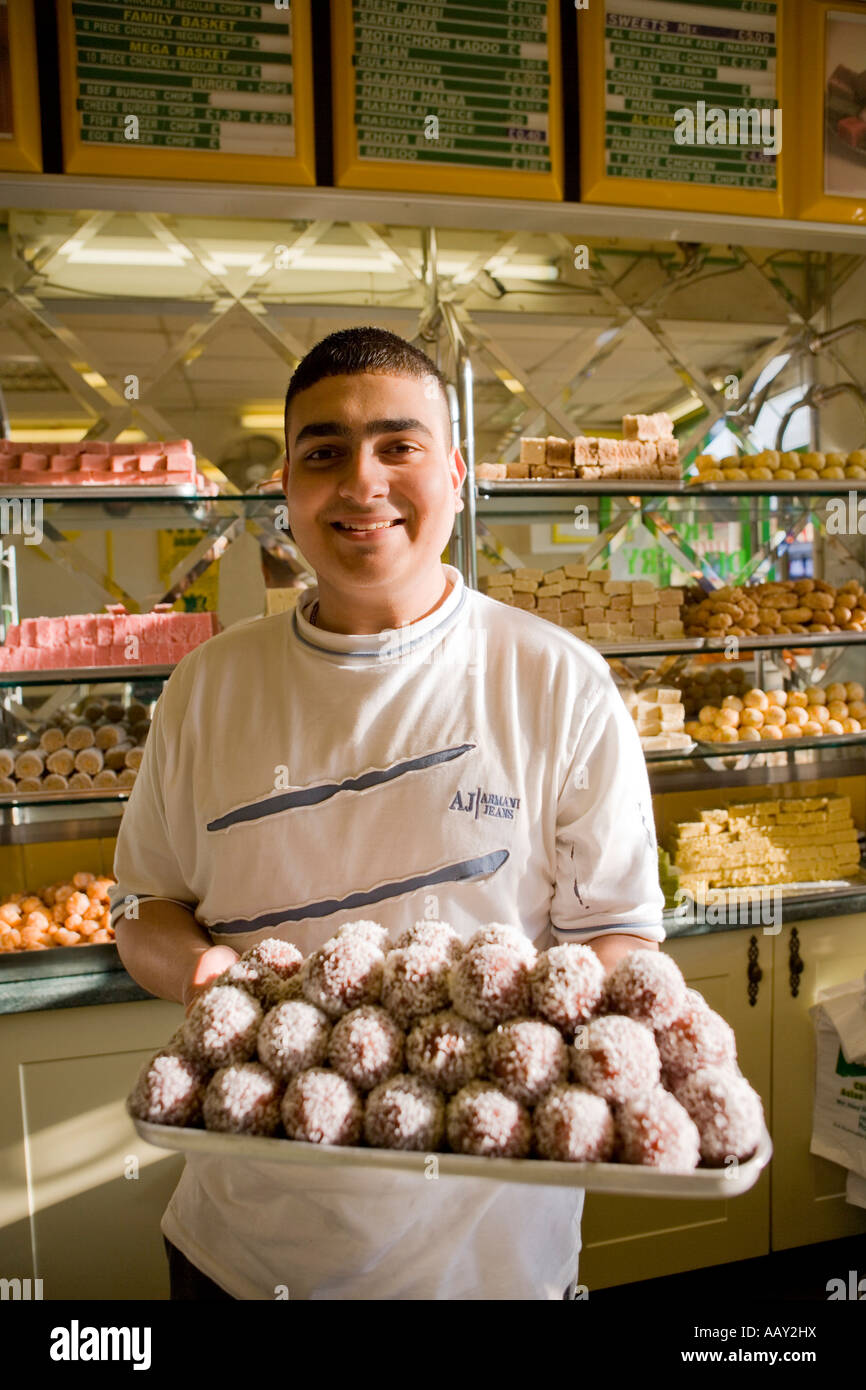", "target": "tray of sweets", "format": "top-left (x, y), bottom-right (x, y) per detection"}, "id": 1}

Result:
top-left (131, 1115), bottom-right (772, 1199)
top-left (476, 479), bottom-right (685, 495)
